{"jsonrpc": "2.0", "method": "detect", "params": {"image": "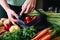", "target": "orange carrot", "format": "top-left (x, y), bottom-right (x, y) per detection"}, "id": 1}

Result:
top-left (32, 28), bottom-right (49, 40)
top-left (40, 35), bottom-right (51, 40)
top-left (39, 30), bottom-right (52, 40)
